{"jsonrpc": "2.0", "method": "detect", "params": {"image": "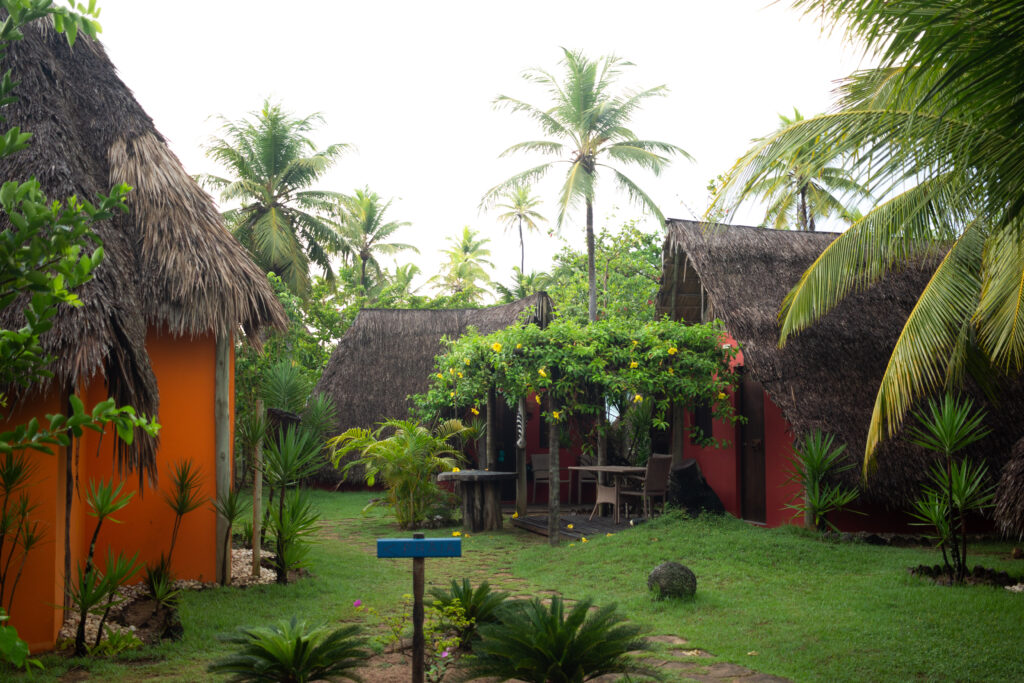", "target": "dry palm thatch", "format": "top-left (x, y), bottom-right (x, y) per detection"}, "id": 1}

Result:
top-left (657, 219), bottom-right (1023, 509)
top-left (0, 21), bottom-right (285, 480)
top-left (315, 293), bottom-right (552, 434)
top-left (995, 440), bottom-right (1024, 539)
